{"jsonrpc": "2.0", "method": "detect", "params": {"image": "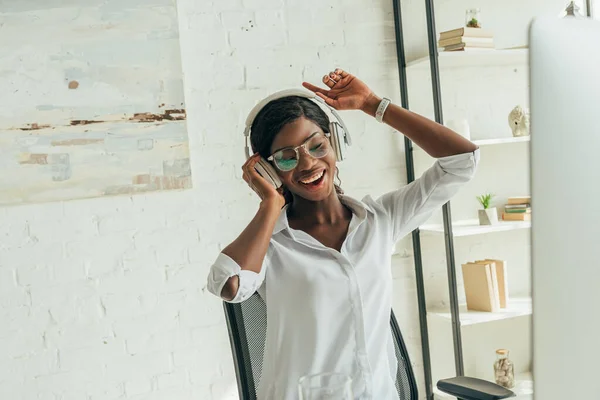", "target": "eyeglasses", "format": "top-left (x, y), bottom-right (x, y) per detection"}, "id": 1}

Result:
top-left (268, 132), bottom-right (331, 172)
